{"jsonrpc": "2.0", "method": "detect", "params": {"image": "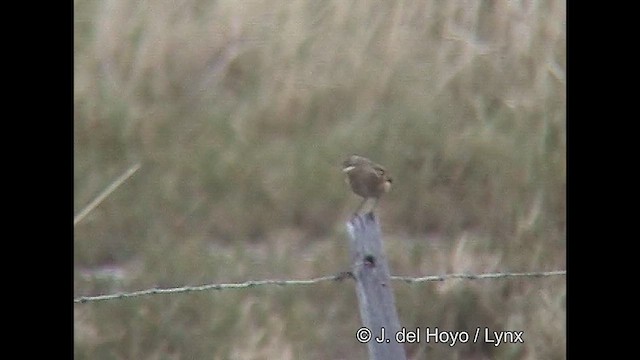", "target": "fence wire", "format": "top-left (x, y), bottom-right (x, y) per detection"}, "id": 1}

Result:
top-left (74, 270), bottom-right (566, 304)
